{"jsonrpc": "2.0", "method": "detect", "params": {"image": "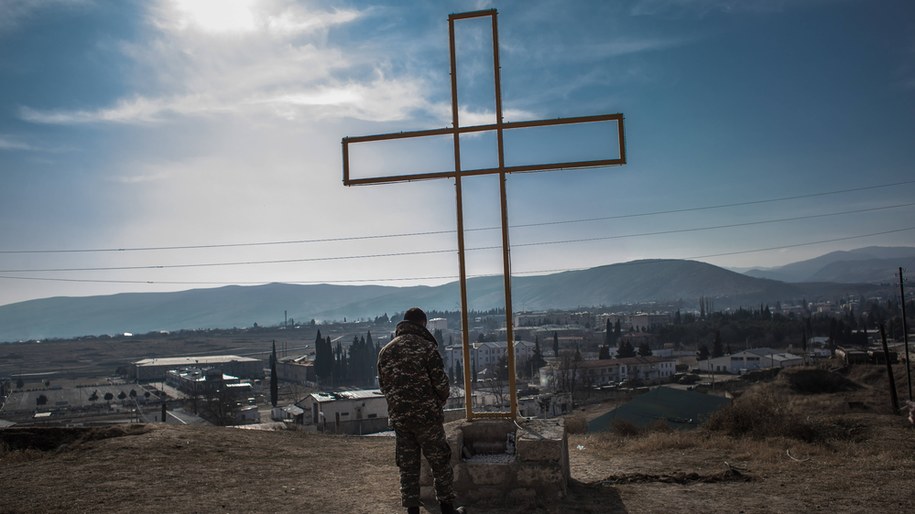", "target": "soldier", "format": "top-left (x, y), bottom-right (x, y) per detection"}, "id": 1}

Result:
top-left (378, 307), bottom-right (465, 514)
